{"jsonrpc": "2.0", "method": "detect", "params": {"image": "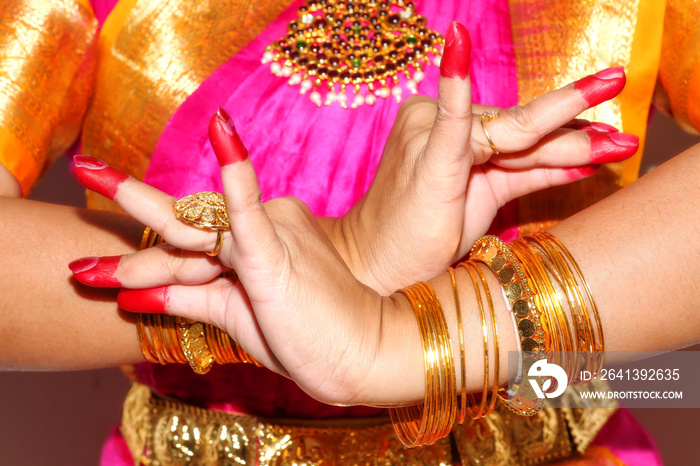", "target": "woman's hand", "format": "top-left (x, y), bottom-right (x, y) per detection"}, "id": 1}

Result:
top-left (334, 22), bottom-right (637, 294)
top-left (71, 130), bottom-right (402, 407)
